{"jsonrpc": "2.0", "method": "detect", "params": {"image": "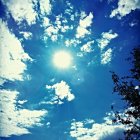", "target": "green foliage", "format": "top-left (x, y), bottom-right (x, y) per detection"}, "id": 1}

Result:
top-left (111, 48), bottom-right (140, 140)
